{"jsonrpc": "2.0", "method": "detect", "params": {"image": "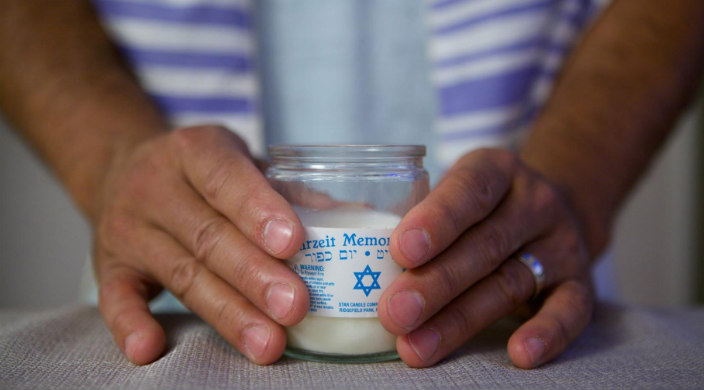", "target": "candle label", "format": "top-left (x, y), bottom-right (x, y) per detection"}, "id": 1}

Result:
top-left (289, 226), bottom-right (403, 318)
